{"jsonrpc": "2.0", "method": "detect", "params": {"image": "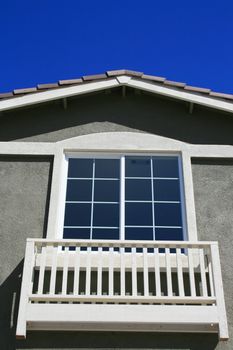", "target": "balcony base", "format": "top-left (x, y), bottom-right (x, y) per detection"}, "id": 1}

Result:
top-left (24, 304), bottom-right (219, 334)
